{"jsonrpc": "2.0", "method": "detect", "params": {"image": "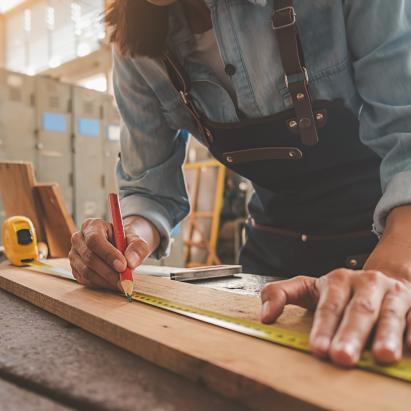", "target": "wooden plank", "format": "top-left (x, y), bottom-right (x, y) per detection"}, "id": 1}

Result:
top-left (0, 161), bottom-right (45, 241)
top-left (34, 184), bottom-right (76, 258)
top-left (0, 259), bottom-right (410, 411)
